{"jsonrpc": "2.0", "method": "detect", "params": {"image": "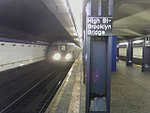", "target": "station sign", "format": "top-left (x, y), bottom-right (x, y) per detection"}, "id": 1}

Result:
top-left (145, 37), bottom-right (150, 47)
top-left (87, 17), bottom-right (112, 36)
